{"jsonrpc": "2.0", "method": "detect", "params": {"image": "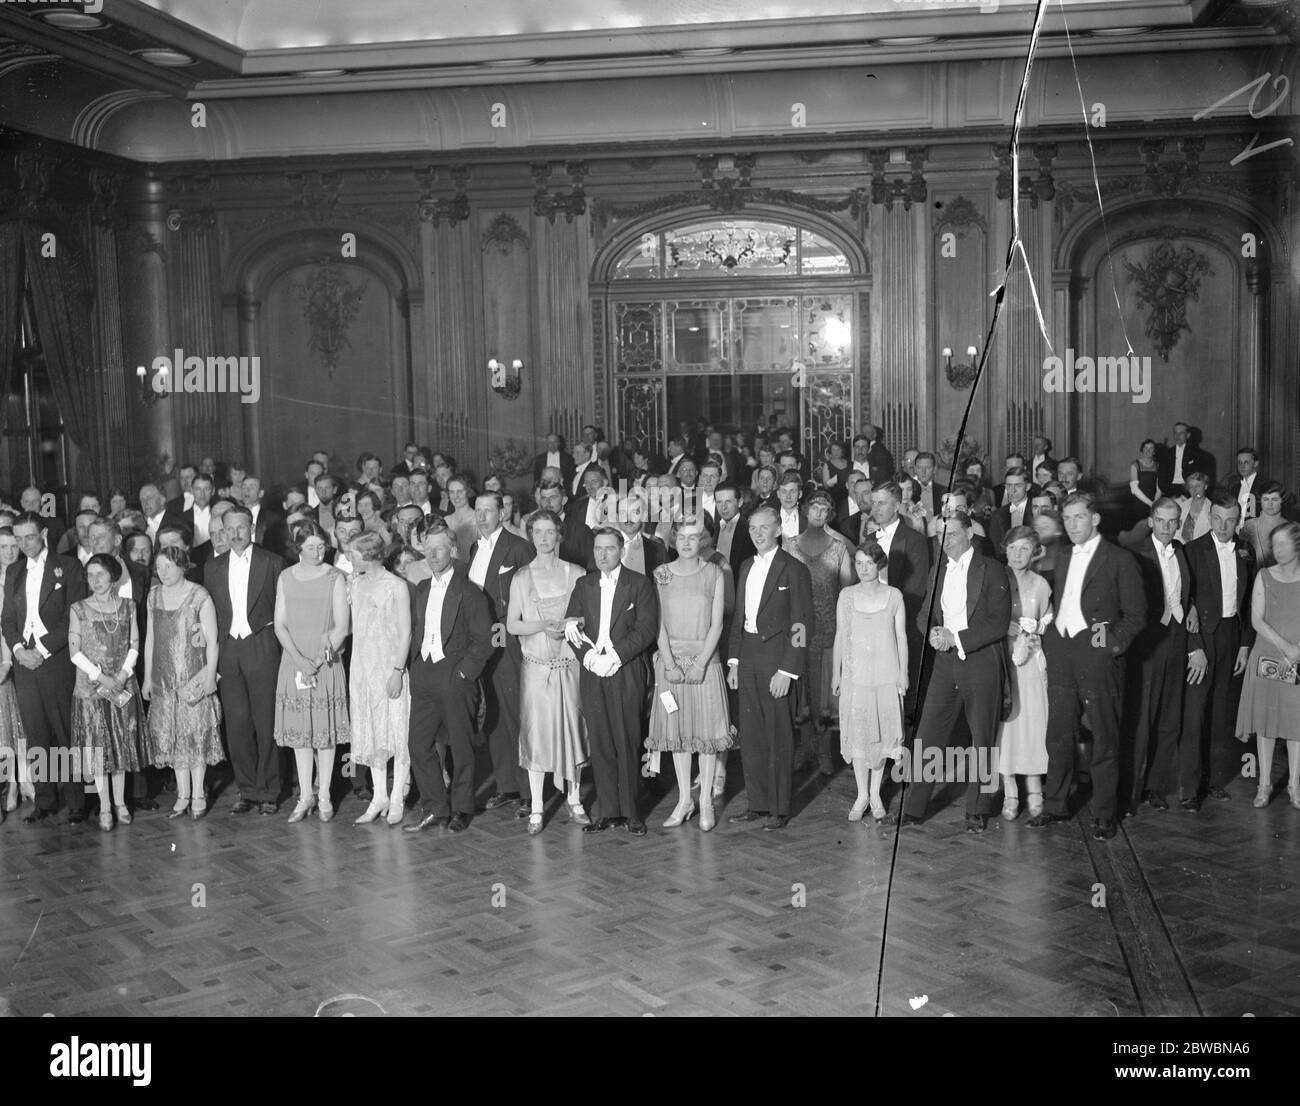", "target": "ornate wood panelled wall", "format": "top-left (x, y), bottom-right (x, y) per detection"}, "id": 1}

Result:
top-left (4, 124), bottom-right (1296, 499)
